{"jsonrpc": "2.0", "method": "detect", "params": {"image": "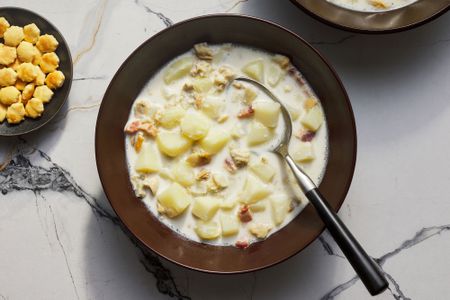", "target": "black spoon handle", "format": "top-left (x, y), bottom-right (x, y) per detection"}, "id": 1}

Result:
top-left (285, 155), bottom-right (388, 296)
